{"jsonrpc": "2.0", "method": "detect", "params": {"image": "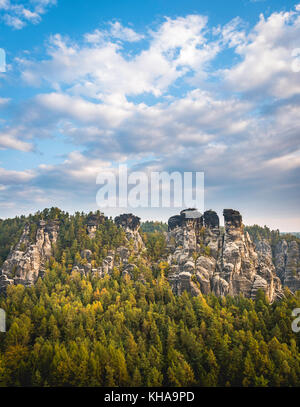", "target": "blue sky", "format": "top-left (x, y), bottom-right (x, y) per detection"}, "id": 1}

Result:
top-left (0, 0), bottom-right (300, 230)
